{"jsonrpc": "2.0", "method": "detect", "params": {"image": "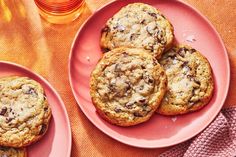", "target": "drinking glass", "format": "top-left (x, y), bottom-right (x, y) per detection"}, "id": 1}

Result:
top-left (34, 0), bottom-right (85, 24)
